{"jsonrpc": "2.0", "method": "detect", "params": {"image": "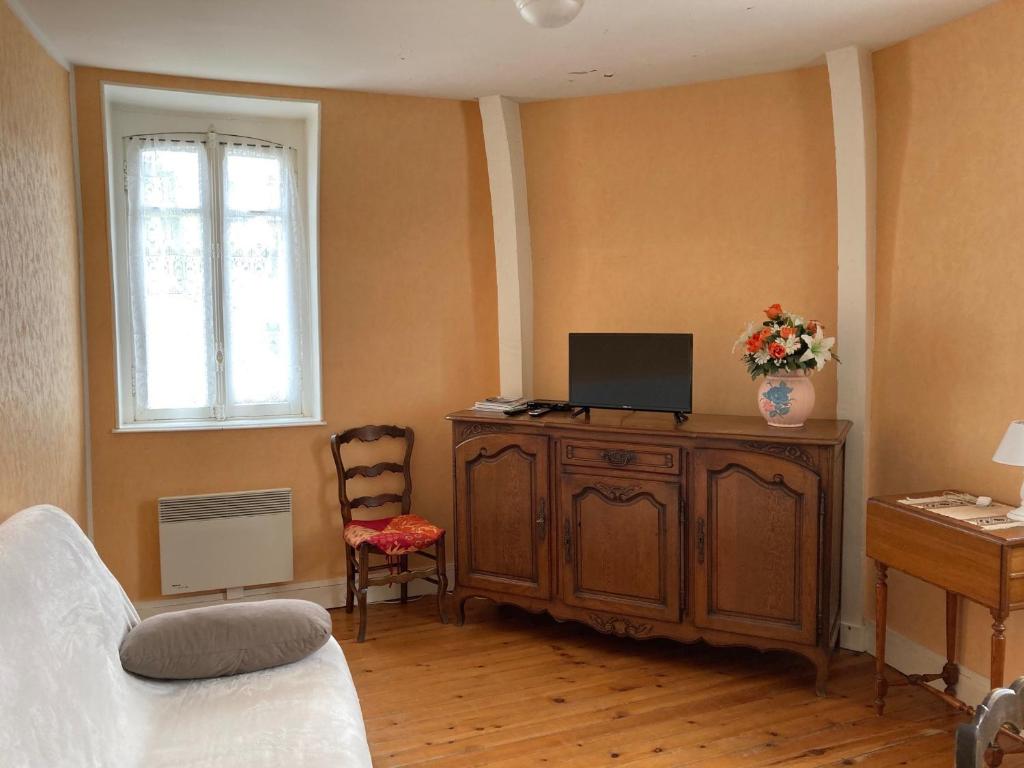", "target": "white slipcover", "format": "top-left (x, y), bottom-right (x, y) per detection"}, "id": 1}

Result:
top-left (0, 505), bottom-right (372, 768)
